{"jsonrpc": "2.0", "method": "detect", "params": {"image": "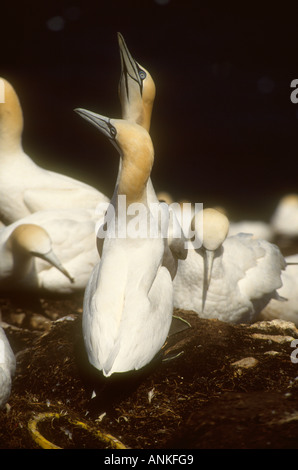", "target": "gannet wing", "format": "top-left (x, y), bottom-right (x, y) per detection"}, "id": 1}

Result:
top-left (23, 188), bottom-right (108, 213)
